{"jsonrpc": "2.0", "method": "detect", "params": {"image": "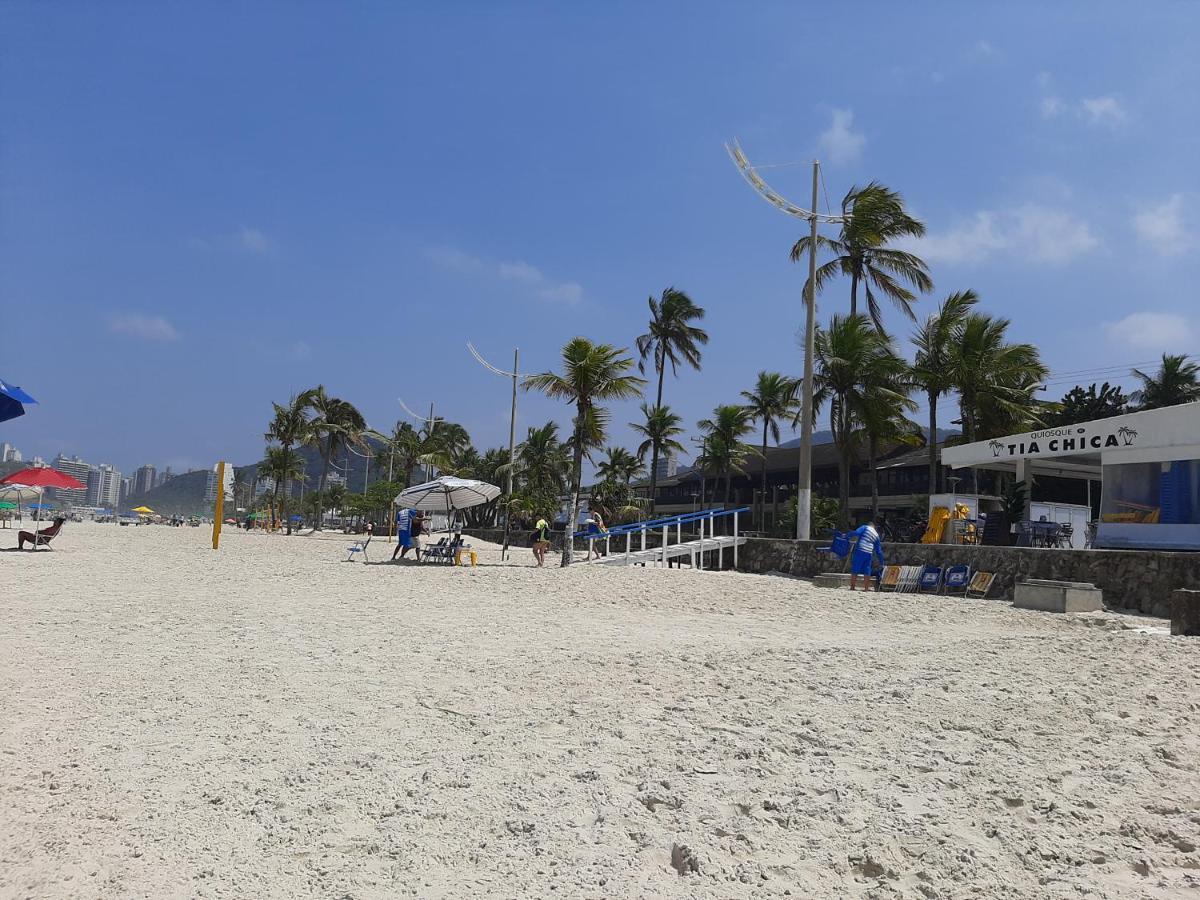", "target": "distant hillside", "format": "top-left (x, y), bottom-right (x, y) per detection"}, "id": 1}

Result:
top-left (124, 465), bottom-right (252, 517)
